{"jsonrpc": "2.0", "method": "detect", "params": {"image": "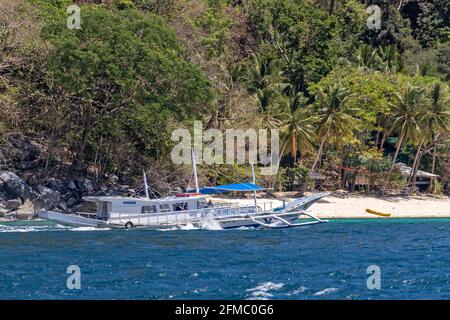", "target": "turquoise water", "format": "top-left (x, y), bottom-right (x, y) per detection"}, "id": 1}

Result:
top-left (0, 219), bottom-right (449, 299)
